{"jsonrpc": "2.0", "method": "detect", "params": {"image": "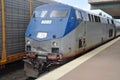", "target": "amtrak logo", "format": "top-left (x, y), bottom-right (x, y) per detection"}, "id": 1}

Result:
top-left (41, 20), bottom-right (52, 24)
